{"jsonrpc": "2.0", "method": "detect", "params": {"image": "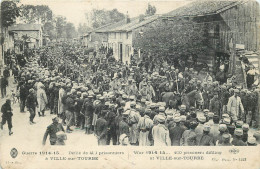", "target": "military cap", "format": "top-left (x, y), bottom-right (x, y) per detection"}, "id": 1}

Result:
top-left (82, 92), bottom-right (88, 97)
top-left (159, 106), bottom-right (165, 112)
top-left (253, 131), bottom-right (260, 143)
top-left (105, 102), bottom-right (110, 106)
top-left (129, 95), bottom-right (135, 100)
top-left (99, 96), bottom-right (104, 100)
top-left (122, 110), bottom-right (130, 116)
top-left (141, 98), bottom-right (146, 103)
top-left (29, 88), bottom-right (34, 93)
top-left (157, 115), bottom-right (166, 123)
top-left (247, 137), bottom-right (257, 145)
top-left (203, 123), bottom-right (211, 131)
top-left (88, 95), bottom-right (93, 98)
top-left (76, 91), bottom-right (81, 96)
top-left (234, 128), bottom-right (243, 136)
top-left (242, 124), bottom-right (249, 131)
top-left (145, 109), bottom-right (151, 113)
top-left (203, 109), bottom-right (209, 112)
top-left (223, 118), bottom-right (231, 124)
top-left (174, 112), bottom-right (181, 117)
top-left (180, 115), bottom-right (186, 122)
top-left (219, 124), bottom-right (227, 132)
top-left (198, 116), bottom-right (206, 123)
top-left (167, 115), bottom-right (174, 120)
top-left (222, 114), bottom-right (229, 118)
top-left (236, 120), bottom-right (244, 128)
top-left (234, 89), bottom-right (239, 93)
top-left (122, 94), bottom-right (128, 99)
top-left (130, 101), bottom-right (136, 106)
top-left (150, 103), bottom-right (156, 108)
top-left (190, 107), bottom-right (195, 111)
top-left (180, 105), bottom-right (186, 109)
top-left (208, 112), bottom-right (214, 118)
top-left (222, 133), bottom-right (230, 139)
top-left (174, 116), bottom-right (181, 122)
